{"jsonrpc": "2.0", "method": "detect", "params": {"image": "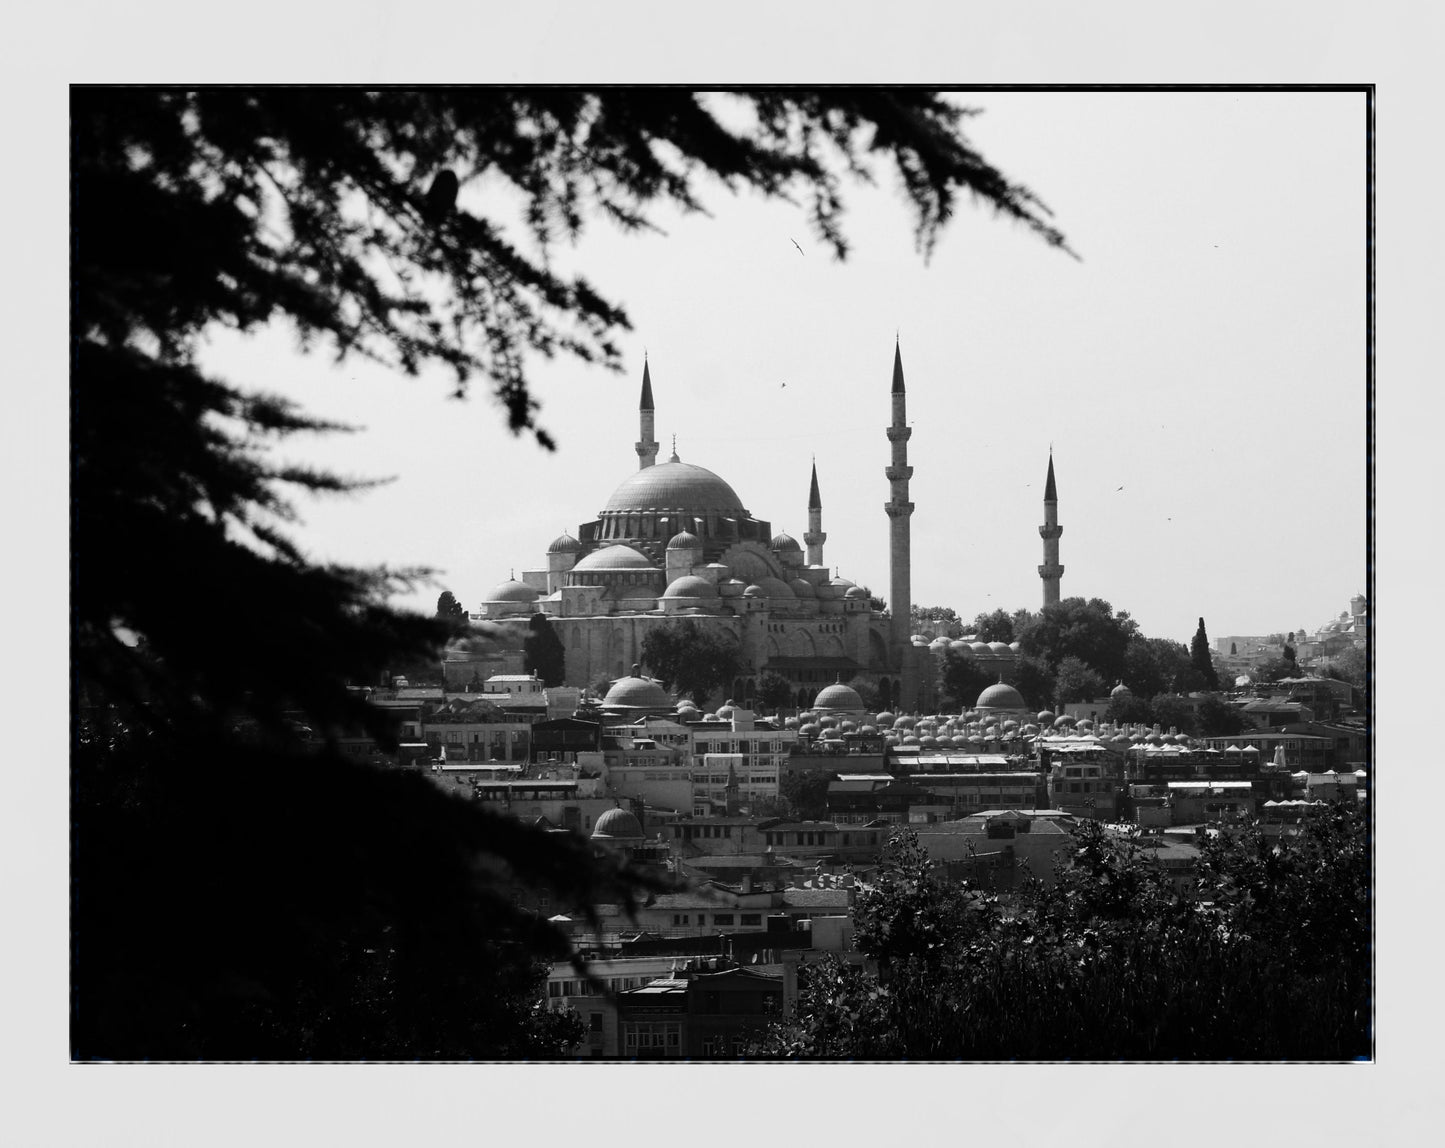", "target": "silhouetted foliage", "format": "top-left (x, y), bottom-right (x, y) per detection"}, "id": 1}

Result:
top-left (1151, 695), bottom-right (1198, 736)
top-left (969, 608), bottom-right (1023, 643)
top-left (1011, 653), bottom-right (1056, 711)
top-left (938, 652), bottom-right (995, 712)
top-left (1124, 635), bottom-right (1195, 699)
top-left (1196, 694), bottom-right (1249, 737)
top-left (763, 808), bottom-right (1370, 1059)
top-left (1191, 617), bottom-right (1220, 690)
top-left (779, 771), bottom-right (834, 822)
top-left (1053, 655), bottom-right (1106, 705)
top-left (436, 590), bottom-right (467, 620)
top-left (71, 87), bottom-right (1070, 1059)
top-left (1016, 597), bottom-right (1139, 685)
top-left (522, 612), bottom-right (567, 687)
top-left (640, 620), bottom-right (742, 705)
top-left (755, 671), bottom-right (795, 715)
